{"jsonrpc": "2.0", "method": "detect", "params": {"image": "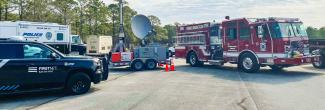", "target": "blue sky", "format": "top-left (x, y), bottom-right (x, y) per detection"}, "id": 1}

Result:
top-left (102, 0), bottom-right (325, 28)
